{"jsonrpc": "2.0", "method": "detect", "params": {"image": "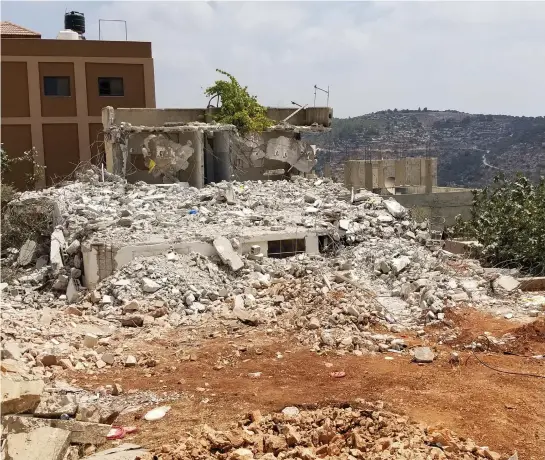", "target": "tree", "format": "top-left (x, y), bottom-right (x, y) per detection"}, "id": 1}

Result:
top-left (204, 69), bottom-right (273, 135)
top-left (452, 174), bottom-right (545, 275)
